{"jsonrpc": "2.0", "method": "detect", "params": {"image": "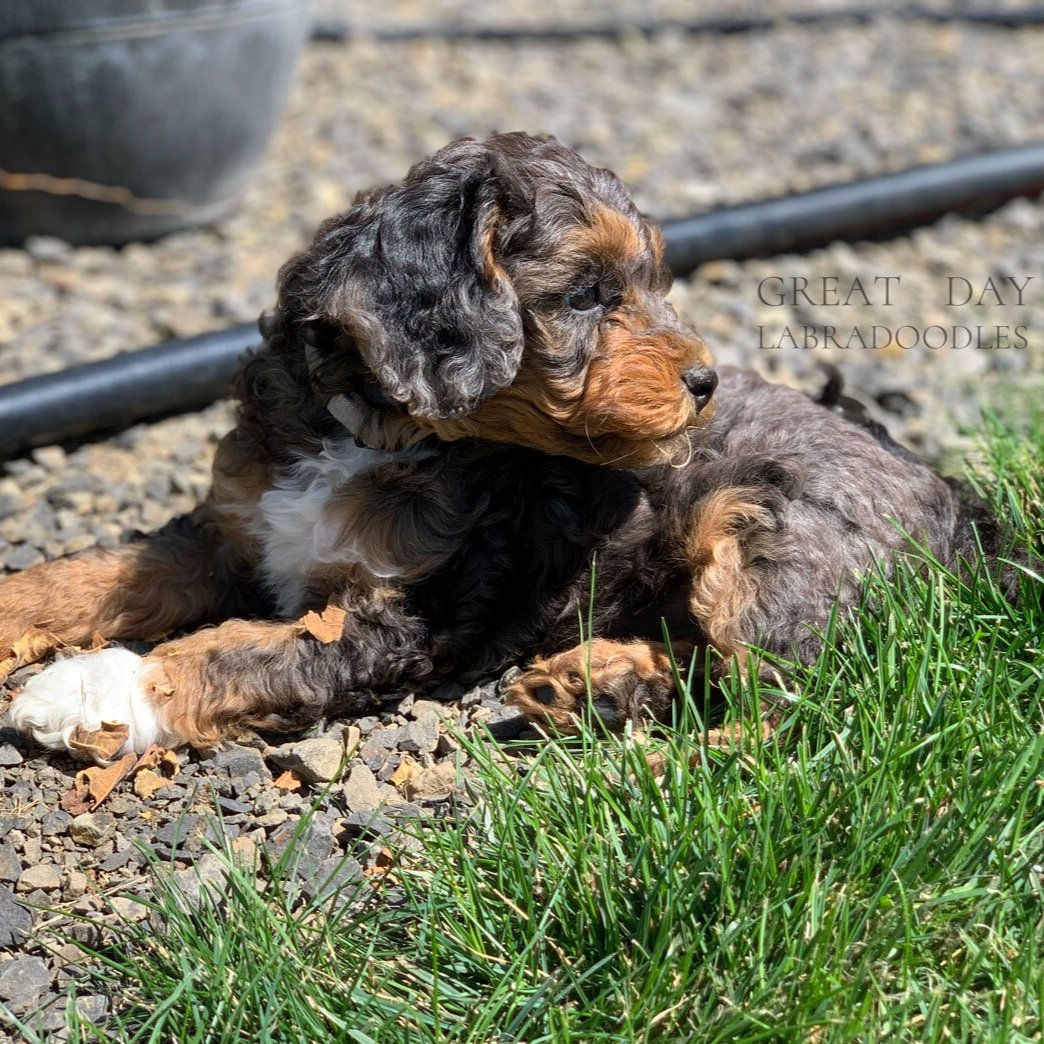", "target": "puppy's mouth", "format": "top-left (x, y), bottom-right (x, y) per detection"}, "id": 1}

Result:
top-left (563, 371), bottom-right (717, 468)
